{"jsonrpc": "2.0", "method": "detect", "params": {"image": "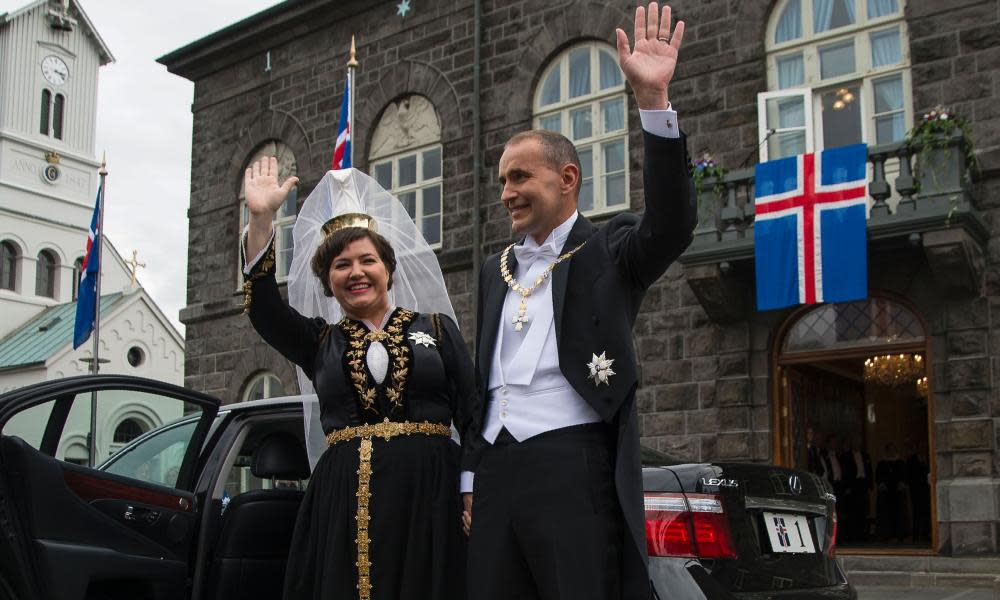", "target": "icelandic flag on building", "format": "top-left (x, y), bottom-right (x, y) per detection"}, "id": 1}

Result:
top-left (754, 144), bottom-right (869, 311)
top-left (73, 185), bottom-right (101, 349)
top-left (331, 73), bottom-right (351, 170)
